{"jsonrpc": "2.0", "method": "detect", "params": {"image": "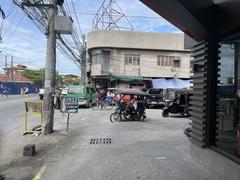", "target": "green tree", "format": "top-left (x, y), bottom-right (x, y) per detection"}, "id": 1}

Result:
top-left (22, 69), bottom-right (79, 88)
top-left (21, 69), bottom-right (45, 87)
top-left (56, 73), bottom-right (64, 88)
top-left (61, 74), bottom-right (80, 86)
